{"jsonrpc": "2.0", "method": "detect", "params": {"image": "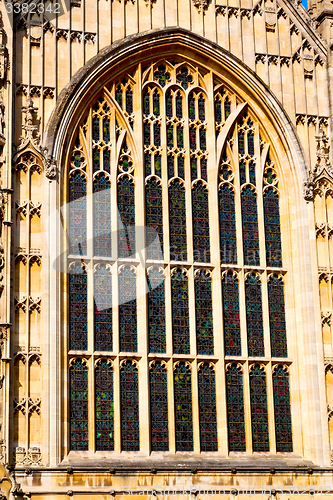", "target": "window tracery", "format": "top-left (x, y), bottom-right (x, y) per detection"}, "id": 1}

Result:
top-left (66, 59), bottom-right (292, 456)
